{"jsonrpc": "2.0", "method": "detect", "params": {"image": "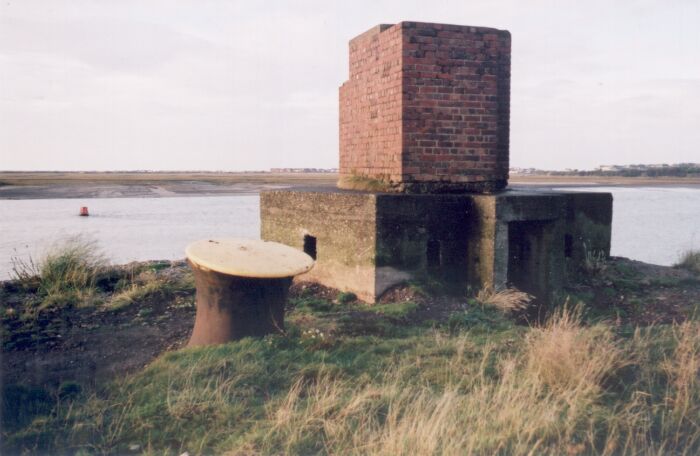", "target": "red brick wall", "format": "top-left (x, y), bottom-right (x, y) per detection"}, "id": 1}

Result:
top-left (401, 22), bottom-right (511, 192)
top-left (339, 24), bottom-right (403, 184)
top-left (339, 22), bottom-right (511, 193)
